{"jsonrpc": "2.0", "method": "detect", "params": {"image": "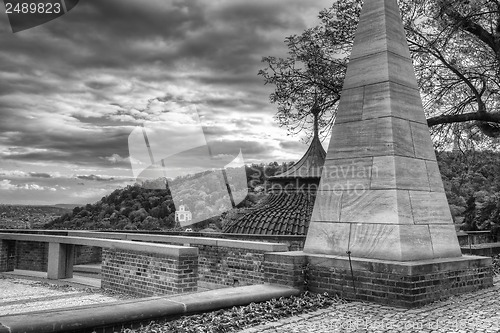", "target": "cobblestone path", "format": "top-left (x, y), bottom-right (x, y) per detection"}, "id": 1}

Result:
top-left (240, 277), bottom-right (500, 333)
top-left (0, 276), bottom-right (123, 316)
